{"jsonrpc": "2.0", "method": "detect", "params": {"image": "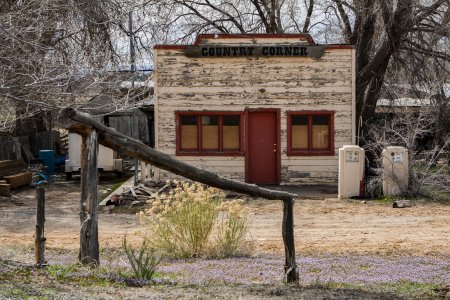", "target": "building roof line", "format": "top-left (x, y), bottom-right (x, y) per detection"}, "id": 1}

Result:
top-left (193, 33), bottom-right (316, 45)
